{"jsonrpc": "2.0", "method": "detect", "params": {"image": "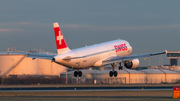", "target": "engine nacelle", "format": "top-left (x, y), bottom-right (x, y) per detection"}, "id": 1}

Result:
top-left (124, 59), bottom-right (139, 69)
